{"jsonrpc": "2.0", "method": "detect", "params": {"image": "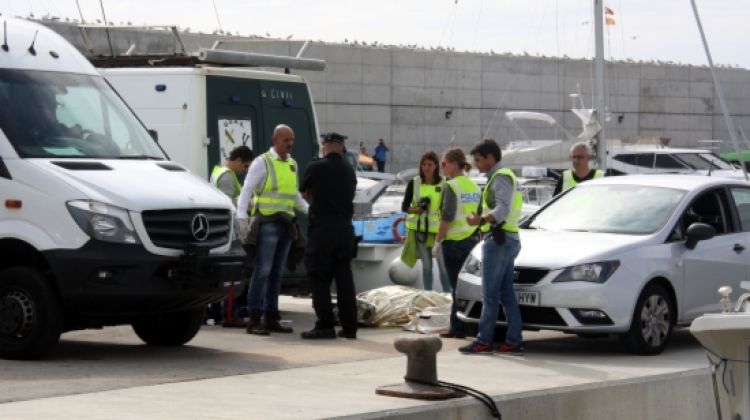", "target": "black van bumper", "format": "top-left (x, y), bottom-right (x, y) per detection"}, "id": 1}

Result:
top-left (43, 240), bottom-right (247, 316)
